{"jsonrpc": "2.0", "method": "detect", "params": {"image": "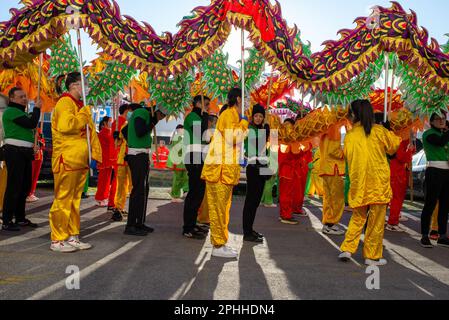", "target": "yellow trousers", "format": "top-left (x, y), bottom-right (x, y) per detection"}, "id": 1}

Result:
top-left (322, 175), bottom-right (345, 225)
top-left (309, 172), bottom-right (324, 197)
top-left (49, 165), bottom-right (87, 241)
top-left (115, 165), bottom-right (132, 211)
top-left (340, 204), bottom-right (387, 260)
top-left (206, 182), bottom-right (233, 247)
top-left (431, 203), bottom-right (439, 232)
top-left (0, 164), bottom-right (7, 211)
